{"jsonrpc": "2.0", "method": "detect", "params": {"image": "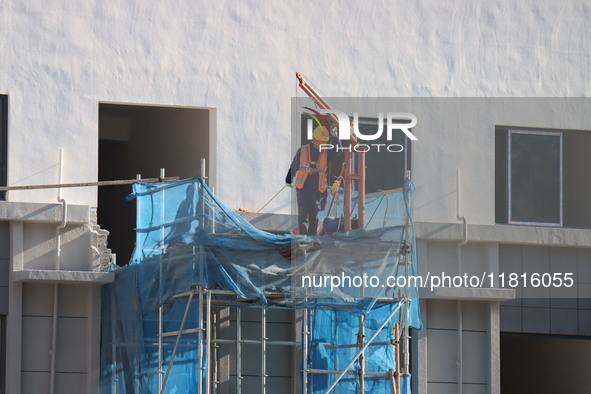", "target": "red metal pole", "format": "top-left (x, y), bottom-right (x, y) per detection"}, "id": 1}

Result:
top-left (357, 144), bottom-right (365, 228)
